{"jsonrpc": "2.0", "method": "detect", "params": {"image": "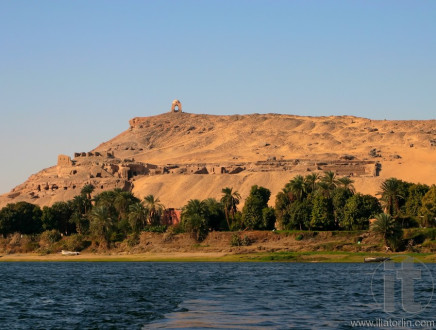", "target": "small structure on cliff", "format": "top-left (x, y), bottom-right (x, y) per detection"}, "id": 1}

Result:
top-left (170, 99), bottom-right (182, 113)
top-left (57, 154), bottom-right (72, 167)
